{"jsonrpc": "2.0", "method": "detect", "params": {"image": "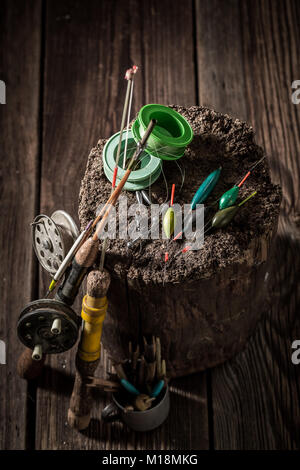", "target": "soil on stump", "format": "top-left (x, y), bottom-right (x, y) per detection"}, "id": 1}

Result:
top-left (79, 105), bottom-right (281, 377)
